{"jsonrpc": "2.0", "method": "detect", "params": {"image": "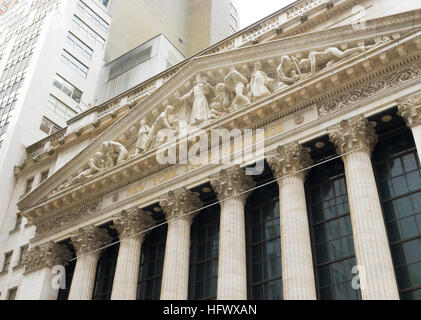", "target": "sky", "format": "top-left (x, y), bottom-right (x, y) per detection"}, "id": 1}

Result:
top-left (232, 0), bottom-right (297, 28)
